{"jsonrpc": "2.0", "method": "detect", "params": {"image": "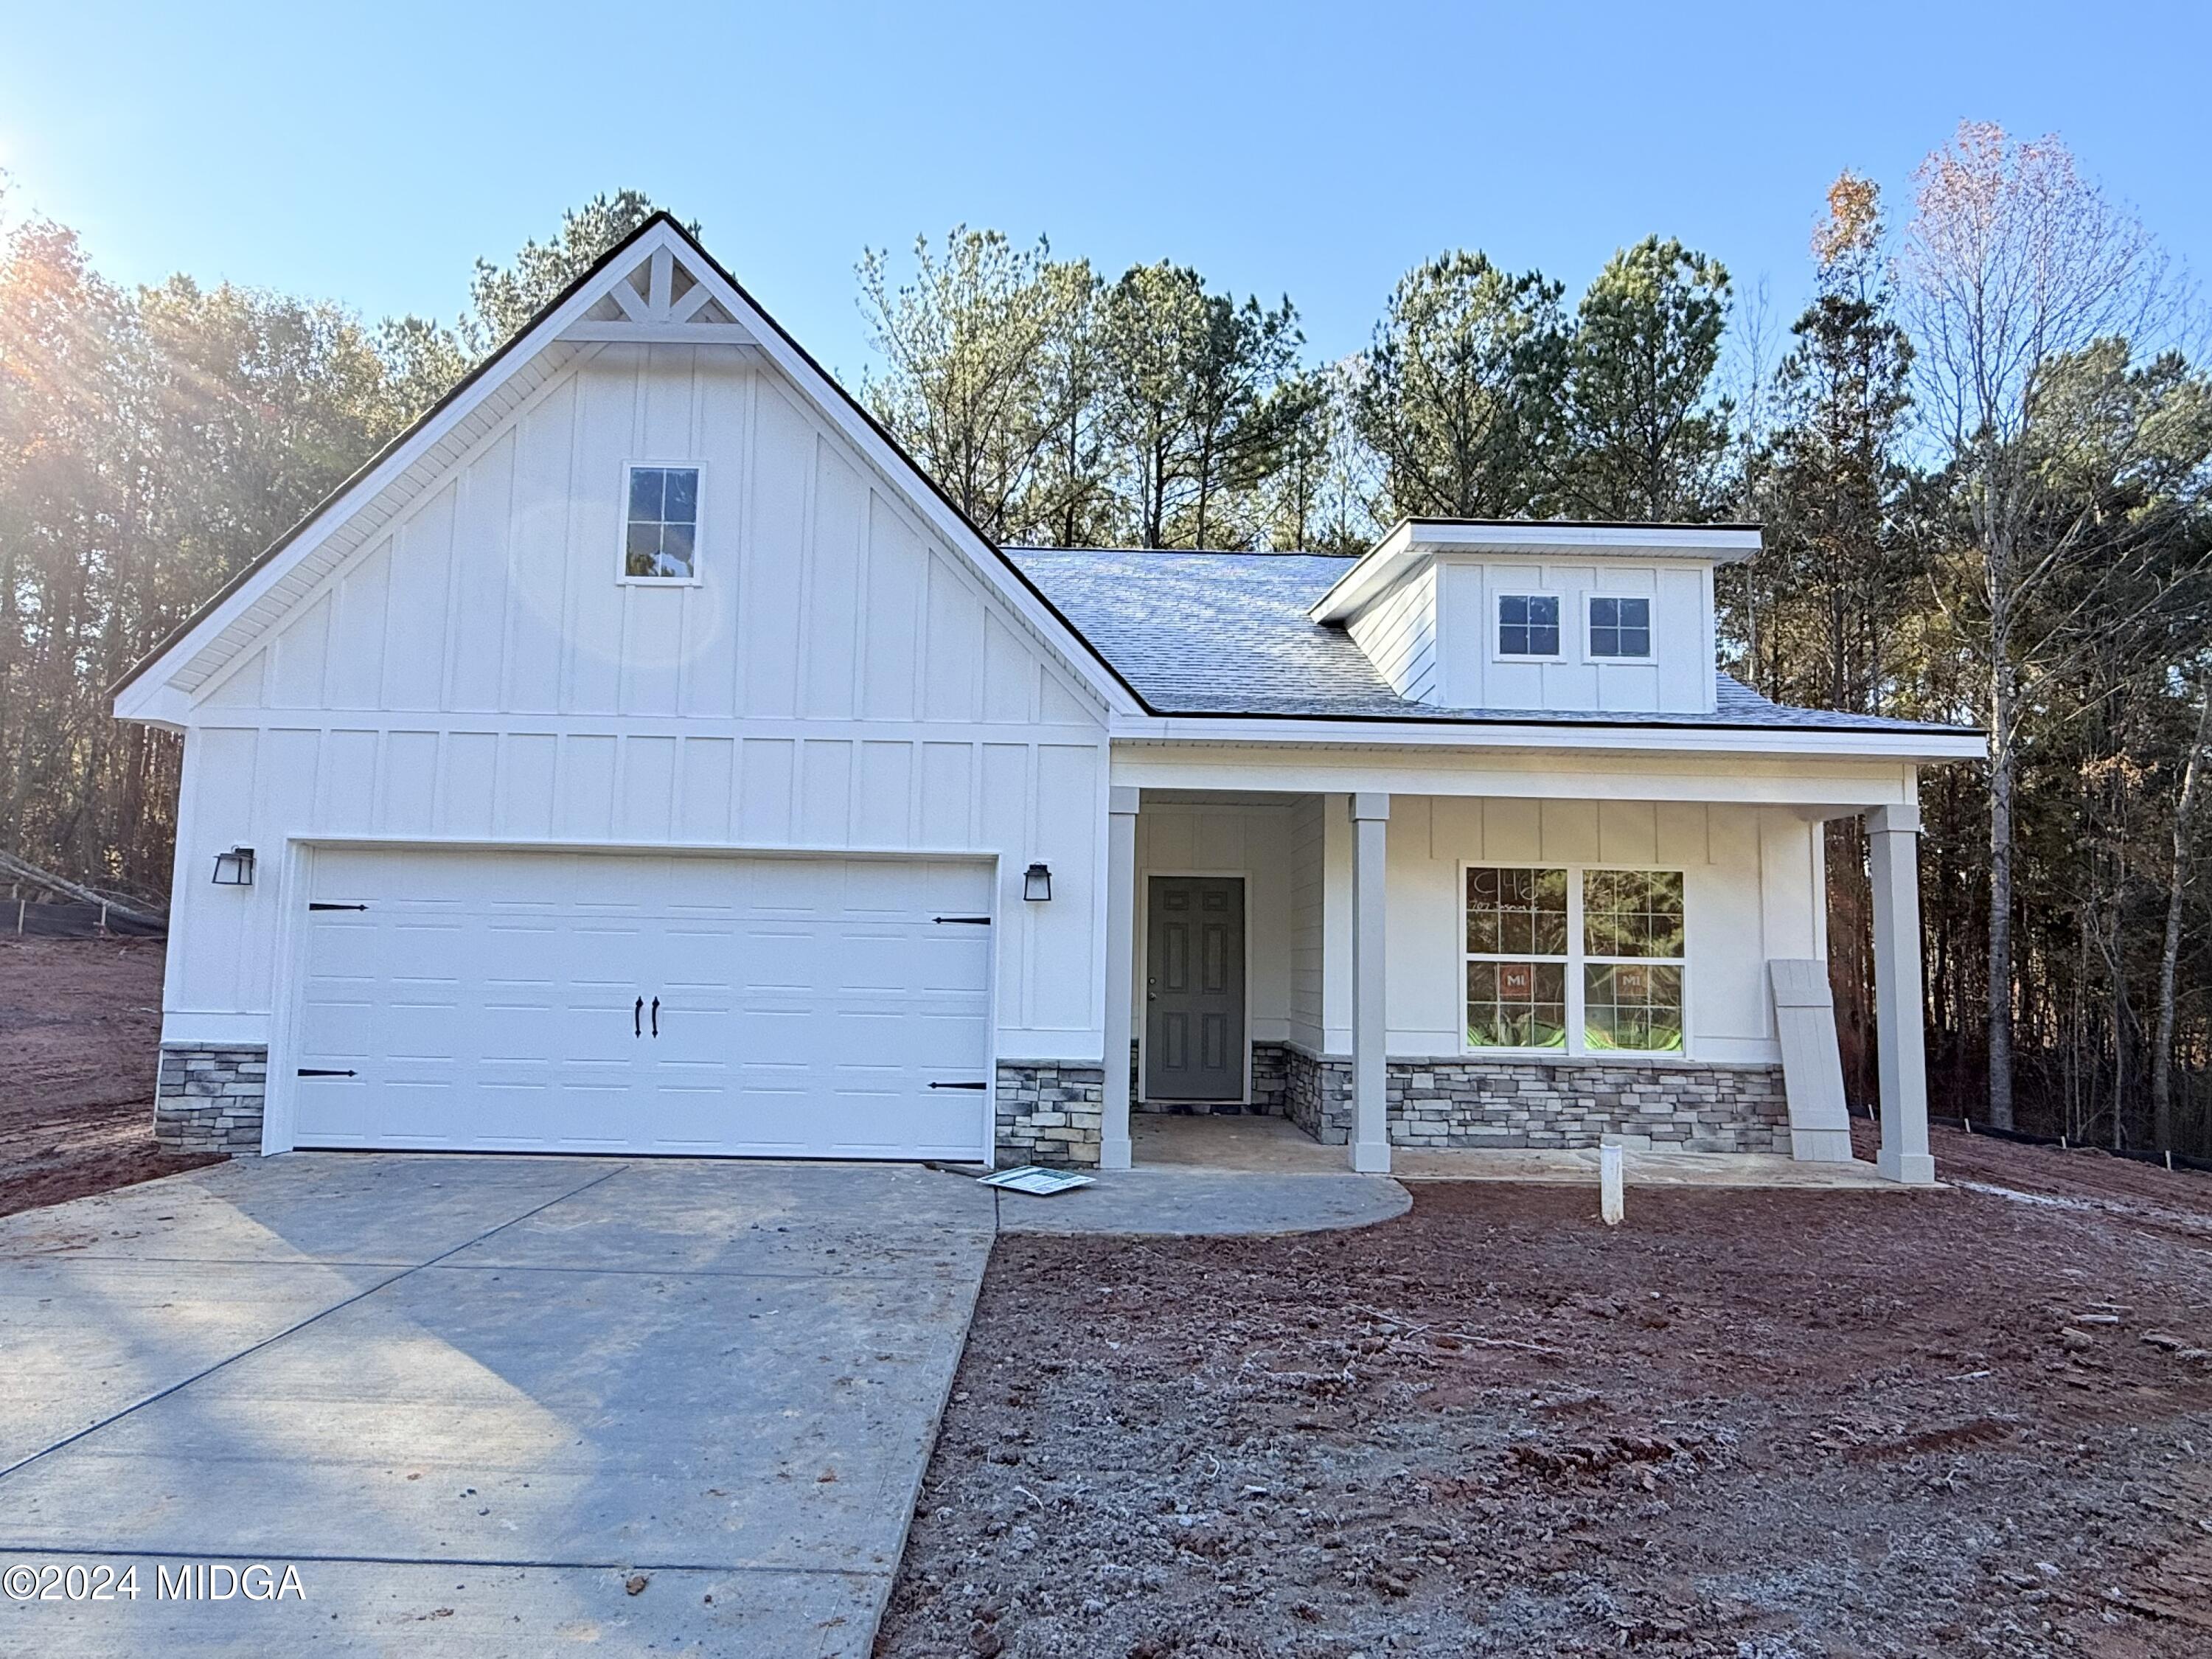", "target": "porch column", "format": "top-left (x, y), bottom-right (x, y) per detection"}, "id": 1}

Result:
top-left (1867, 803), bottom-right (1935, 1185)
top-left (1349, 792), bottom-right (1391, 1174)
top-left (1099, 786), bottom-right (1140, 1172)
